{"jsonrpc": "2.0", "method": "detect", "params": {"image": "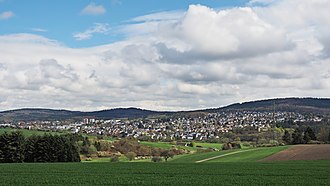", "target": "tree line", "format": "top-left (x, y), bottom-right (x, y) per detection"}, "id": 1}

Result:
top-left (282, 126), bottom-right (330, 144)
top-left (0, 131), bottom-right (80, 163)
